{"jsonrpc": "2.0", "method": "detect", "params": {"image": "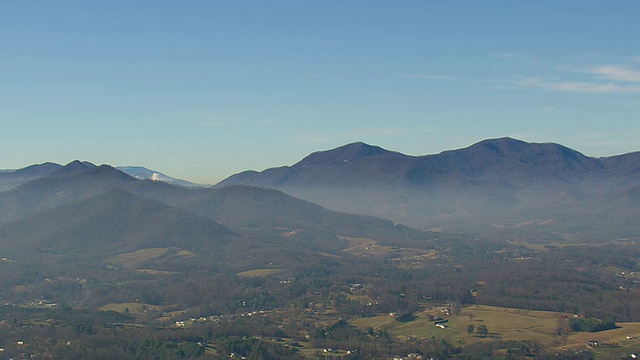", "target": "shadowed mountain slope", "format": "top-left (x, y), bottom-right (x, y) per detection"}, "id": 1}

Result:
top-left (0, 162), bottom-right (137, 224)
top-left (131, 184), bottom-right (425, 246)
top-left (0, 160), bottom-right (428, 252)
top-left (218, 138), bottom-right (640, 240)
top-left (0, 188), bottom-right (238, 262)
top-left (218, 142), bottom-right (502, 226)
top-left (0, 162), bottom-right (62, 192)
top-left (222, 142), bottom-right (464, 189)
top-left (422, 137), bottom-right (603, 183)
top-left (4, 138), bottom-right (639, 243)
